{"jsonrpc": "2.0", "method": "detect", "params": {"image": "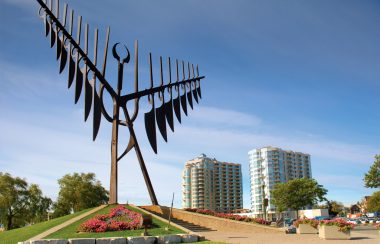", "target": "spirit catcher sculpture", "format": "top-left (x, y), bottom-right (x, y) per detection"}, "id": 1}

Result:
top-left (36, 0), bottom-right (205, 205)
